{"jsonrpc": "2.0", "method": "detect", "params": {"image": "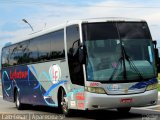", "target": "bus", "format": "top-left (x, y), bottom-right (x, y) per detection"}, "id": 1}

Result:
top-left (1, 18), bottom-right (159, 116)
